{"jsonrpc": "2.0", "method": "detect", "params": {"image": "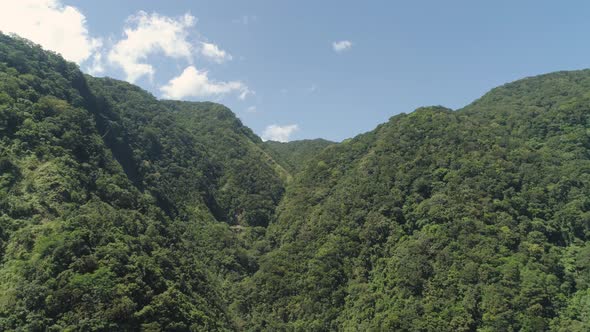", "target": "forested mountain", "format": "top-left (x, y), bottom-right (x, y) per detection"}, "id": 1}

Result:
top-left (263, 139), bottom-right (334, 174)
top-left (85, 77), bottom-right (288, 227)
top-left (236, 71), bottom-right (590, 331)
top-left (1, 33), bottom-right (590, 331)
top-left (0, 33), bottom-right (280, 330)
